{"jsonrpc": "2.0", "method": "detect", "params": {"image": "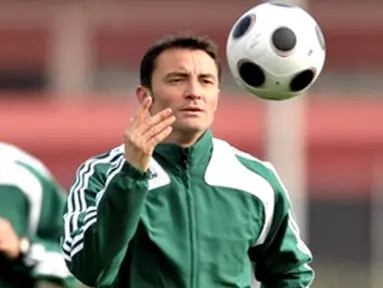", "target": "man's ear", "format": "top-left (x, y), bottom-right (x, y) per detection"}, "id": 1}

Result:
top-left (136, 86), bottom-right (152, 104)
